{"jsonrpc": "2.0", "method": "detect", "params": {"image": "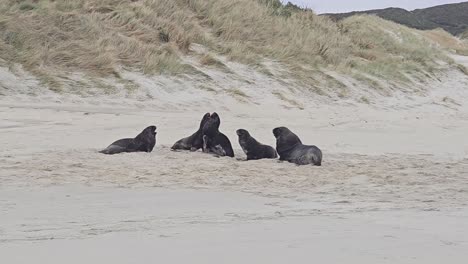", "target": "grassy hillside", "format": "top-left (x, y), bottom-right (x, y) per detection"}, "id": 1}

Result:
top-left (0, 0), bottom-right (463, 94)
top-left (326, 8), bottom-right (438, 31)
top-left (462, 30), bottom-right (468, 39)
top-left (325, 2), bottom-right (468, 36)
